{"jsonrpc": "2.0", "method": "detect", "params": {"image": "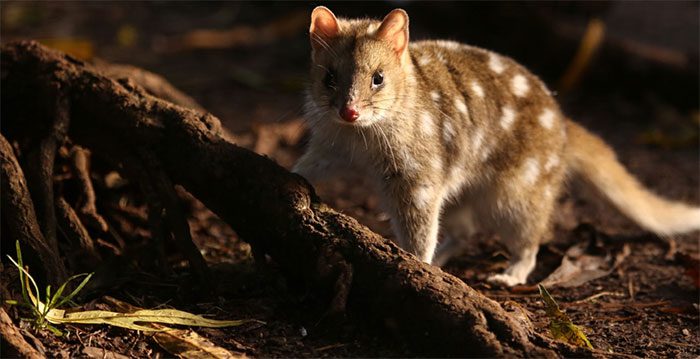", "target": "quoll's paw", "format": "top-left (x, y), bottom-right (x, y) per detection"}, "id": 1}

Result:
top-left (487, 273), bottom-right (525, 287)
